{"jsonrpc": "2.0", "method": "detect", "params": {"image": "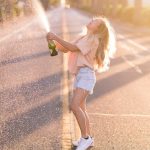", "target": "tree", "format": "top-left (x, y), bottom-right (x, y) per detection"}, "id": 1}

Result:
top-left (134, 0), bottom-right (142, 23)
top-left (41, 0), bottom-right (49, 10)
top-left (0, 0), bottom-right (4, 23)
